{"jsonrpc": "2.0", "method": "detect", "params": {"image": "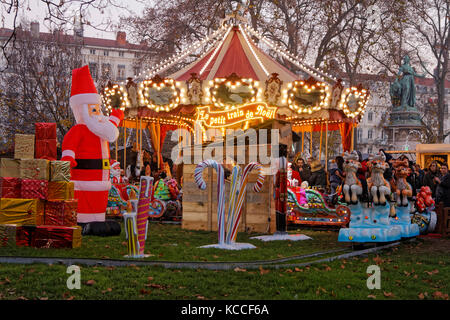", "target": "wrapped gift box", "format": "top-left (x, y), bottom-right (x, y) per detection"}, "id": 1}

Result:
top-left (0, 158), bottom-right (21, 178)
top-left (15, 225), bottom-right (37, 247)
top-left (47, 181), bottom-right (74, 200)
top-left (35, 123), bottom-right (57, 140)
top-left (21, 179), bottom-right (48, 200)
top-left (50, 161), bottom-right (71, 182)
top-left (32, 225), bottom-right (81, 248)
top-left (0, 224), bottom-right (17, 247)
top-left (44, 200), bottom-right (77, 226)
top-left (35, 139), bottom-right (57, 161)
top-left (0, 177), bottom-right (22, 198)
top-left (14, 134), bottom-right (35, 159)
top-left (19, 159), bottom-right (50, 180)
top-left (0, 198), bottom-right (44, 225)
